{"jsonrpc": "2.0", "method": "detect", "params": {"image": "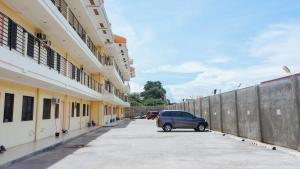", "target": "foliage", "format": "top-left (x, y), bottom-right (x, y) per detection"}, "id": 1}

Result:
top-left (129, 81), bottom-right (168, 106)
top-left (143, 98), bottom-right (166, 106)
top-left (141, 81), bottom-right (166, 100)
top-left (128, 93), bottom-right (143, 106)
